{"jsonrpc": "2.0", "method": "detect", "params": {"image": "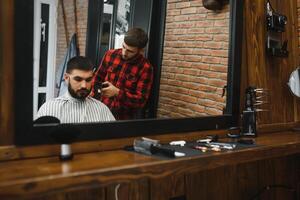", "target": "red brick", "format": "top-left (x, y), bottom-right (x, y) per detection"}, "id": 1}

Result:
top-left (192, 49), bottom-right (212, 56)
top-left (207, 12), bottom-right (227, 20)
top-left (159, 0), bottom-right (230, 116)
top-left (176, 2), bottom-right (191, 9)
top-left (187, 28), bottom-right (205, 34)
top-left (205, 27), bottom-right (225, 34)
top-left (199, 84), bottom-right (217, 92)
top-left (181, 7), bottom-right (197, 14)
top-left (203, 41), bottom-right (223, 49)
top-left (202, 56), bottom-right (221, 64)
top-left (183, 69), bottom-right (199, 75)
top-left (167, 3), bottom-right (176, 10)
top-left (177, 107), bottom-right (195, 116)
top-left (183, 35), bottom-right (212, 41)
top-left (176, 61), bottom-right (193, 68)
top-left (205, 107), bottom-right (223, 115)
top-left (207, 79), bottom-right (227, 87)
top-left (177, 48), bottom-right (194, 54)
top-left (214, 20), bottom-right (229, 27)
top-left (182, 82), bottom-right (200, 90)
top-left (210, 49), bottom-right (228, 57)
top-left (200, 70), bottom-right (219, 78)
top-left (192, 63), bottom-right (210, 70)
top-left (195, 21), bottom-right (214, 27)
top-left (214, 34), bottom-right (229, 42)
top-left (188, 90), bottom-right (205, 98)
top-left (190, 77), bottom-right (208, 84)
top-left (174, 15), bottom-right (189, 22)
top-left (188, 14), bottom-right (206, 21)
top-left (168, 79), bottom-right (183, 86)
top-left (175, 74), bottom-right (193, 82)
top-left (184, 55), bottom-right (202, 62)
top-left (210, 65), bottom-right (228, 73)
top-left (190, 1), bottom-right (203, 7)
